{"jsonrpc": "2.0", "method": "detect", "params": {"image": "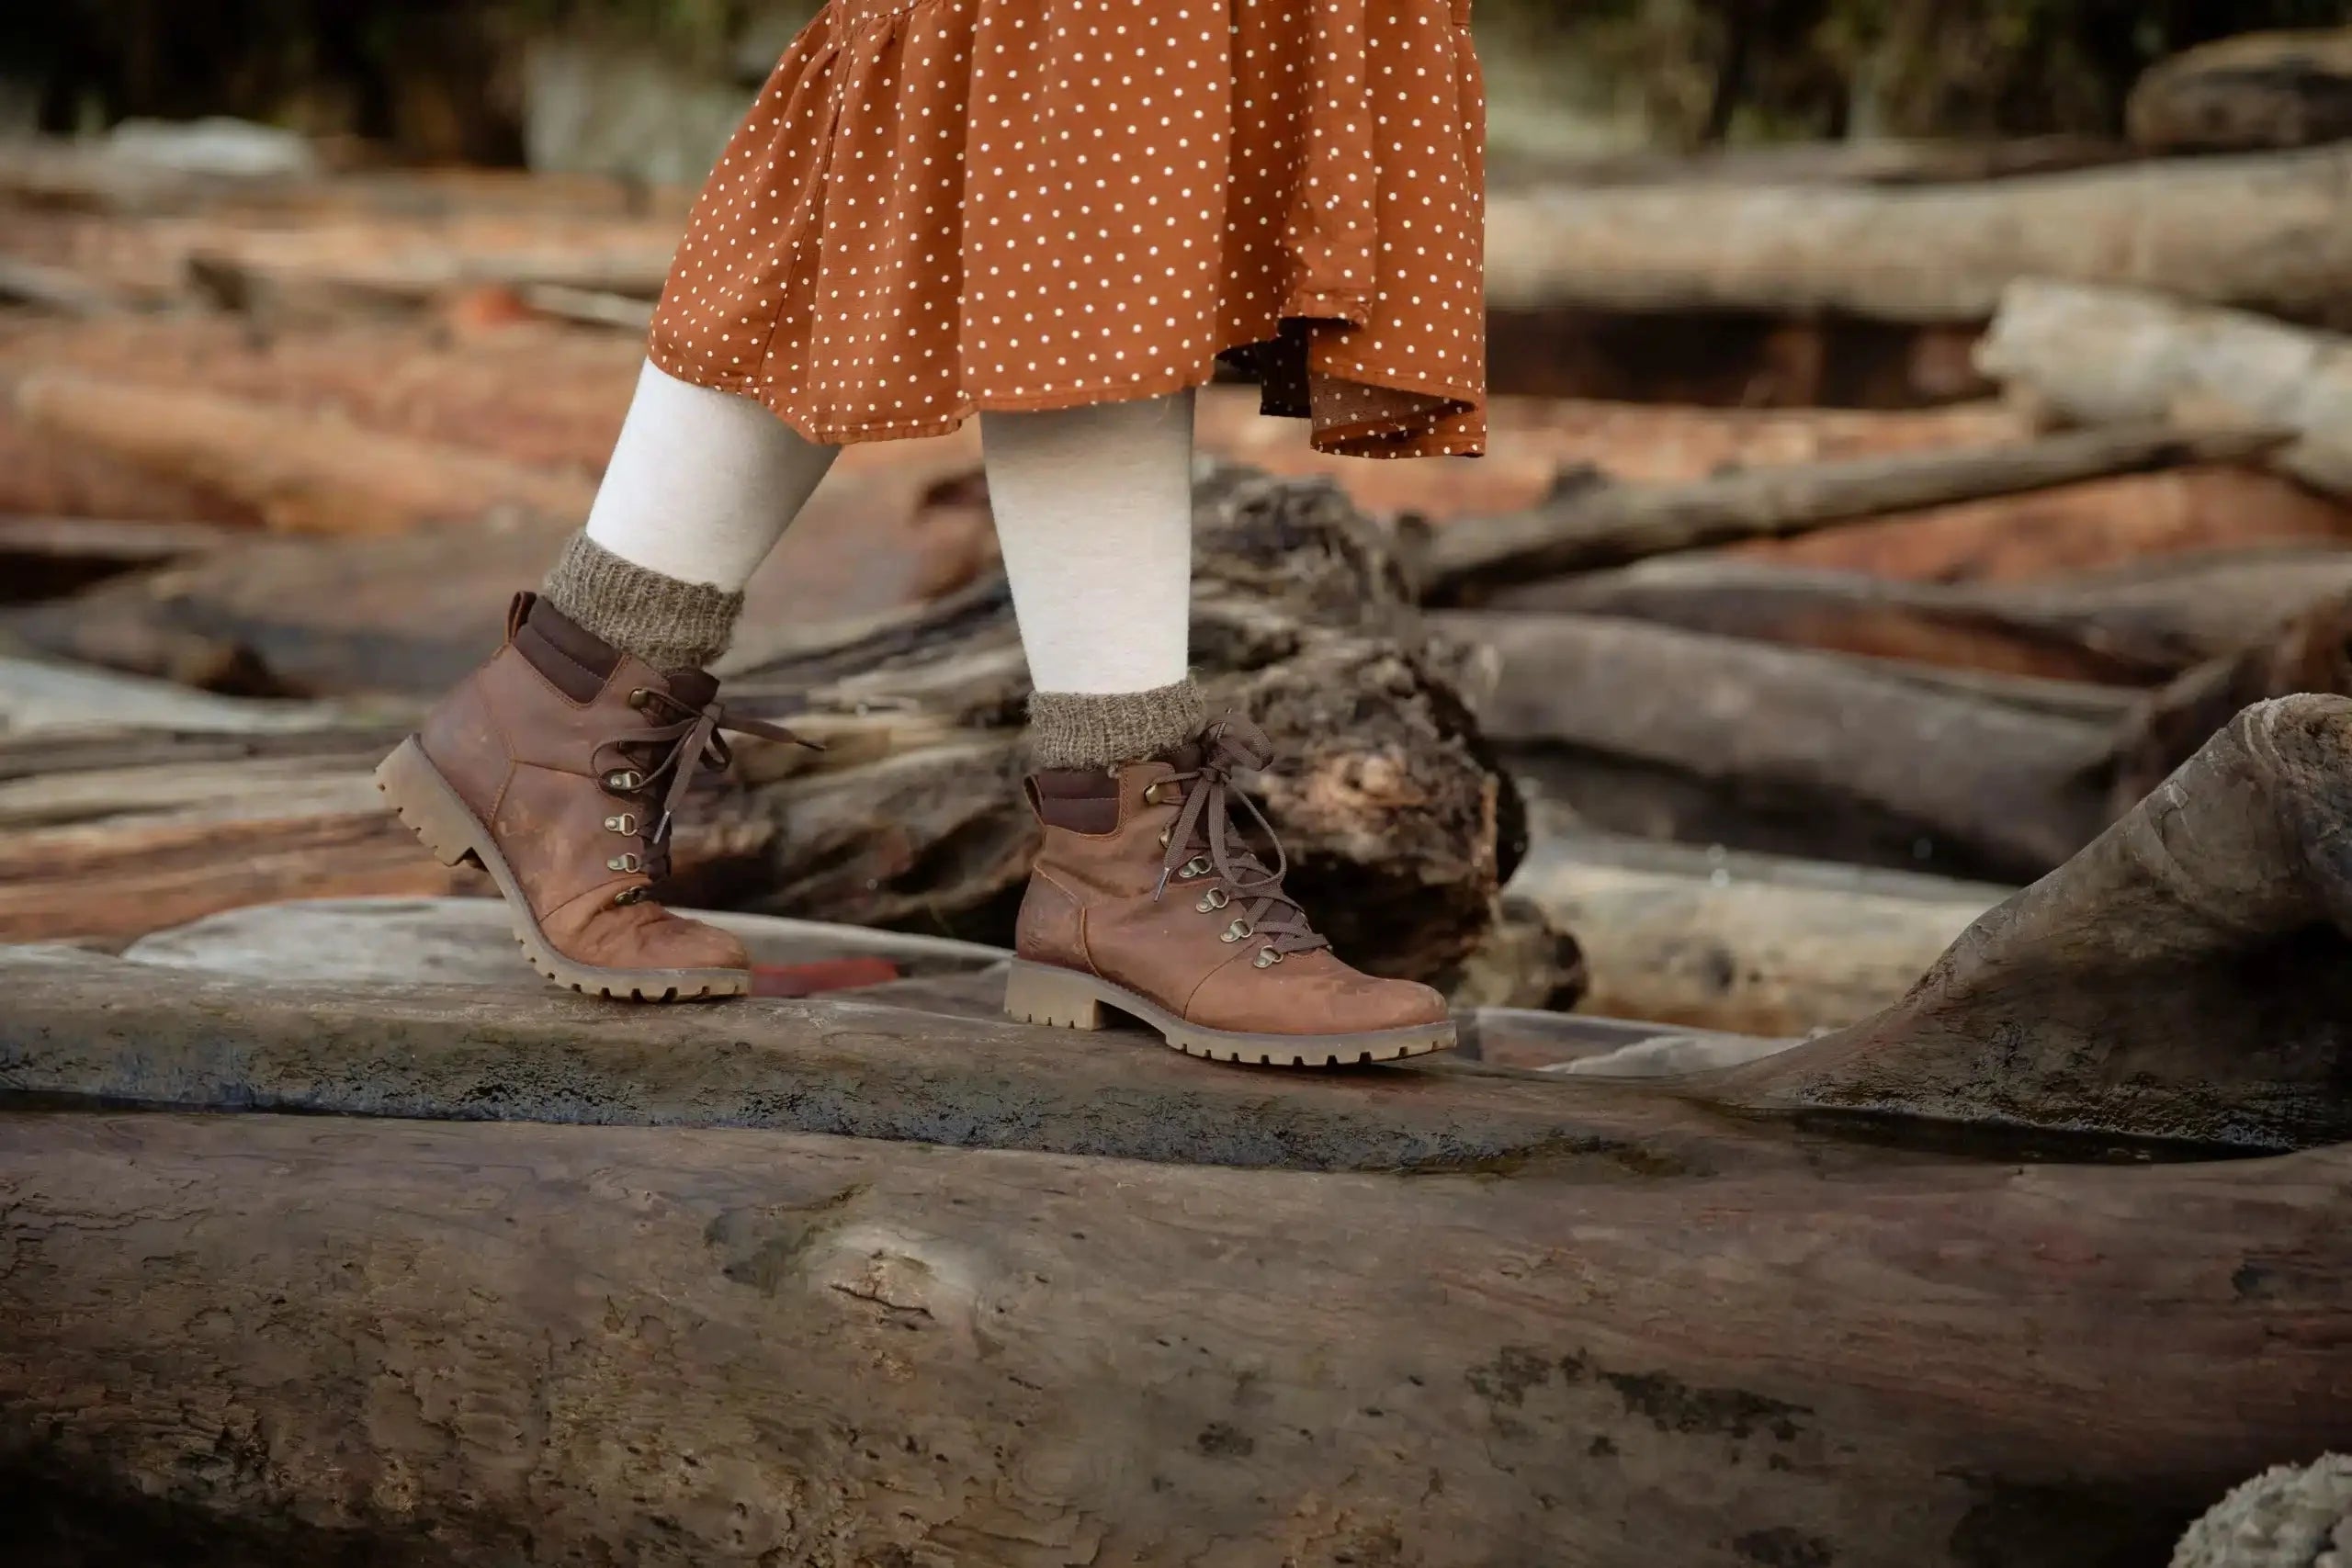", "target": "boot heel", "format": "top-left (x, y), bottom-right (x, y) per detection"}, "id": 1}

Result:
top-left (375, 737), bottom-right (484, 869)
top-left (1004, 962), bottom-right (1105, 1031)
